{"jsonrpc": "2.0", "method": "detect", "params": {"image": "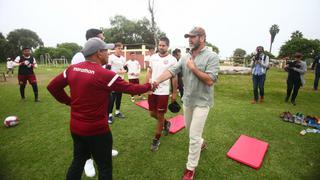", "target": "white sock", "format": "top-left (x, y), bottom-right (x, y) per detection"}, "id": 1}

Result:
top-left (115, 110), bottom-right (120, 114)
top-left (109, 113), bottom-right (112, 117)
